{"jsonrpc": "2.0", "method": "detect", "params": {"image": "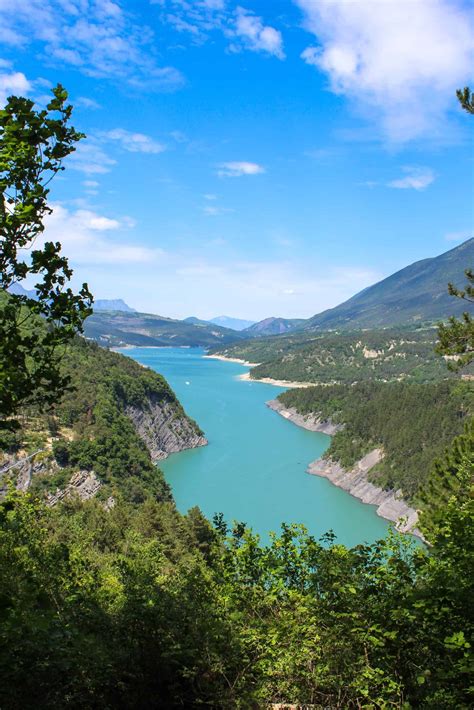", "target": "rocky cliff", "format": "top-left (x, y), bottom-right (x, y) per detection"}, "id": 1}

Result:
top-left (267, 399), bottom-right (424, 540)
top-left (125, 397), bottom-right (207, 462)
top-left (266, 399), bottom-right (342, 436)
top-left (308, 451), bottom-right (424, 540)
